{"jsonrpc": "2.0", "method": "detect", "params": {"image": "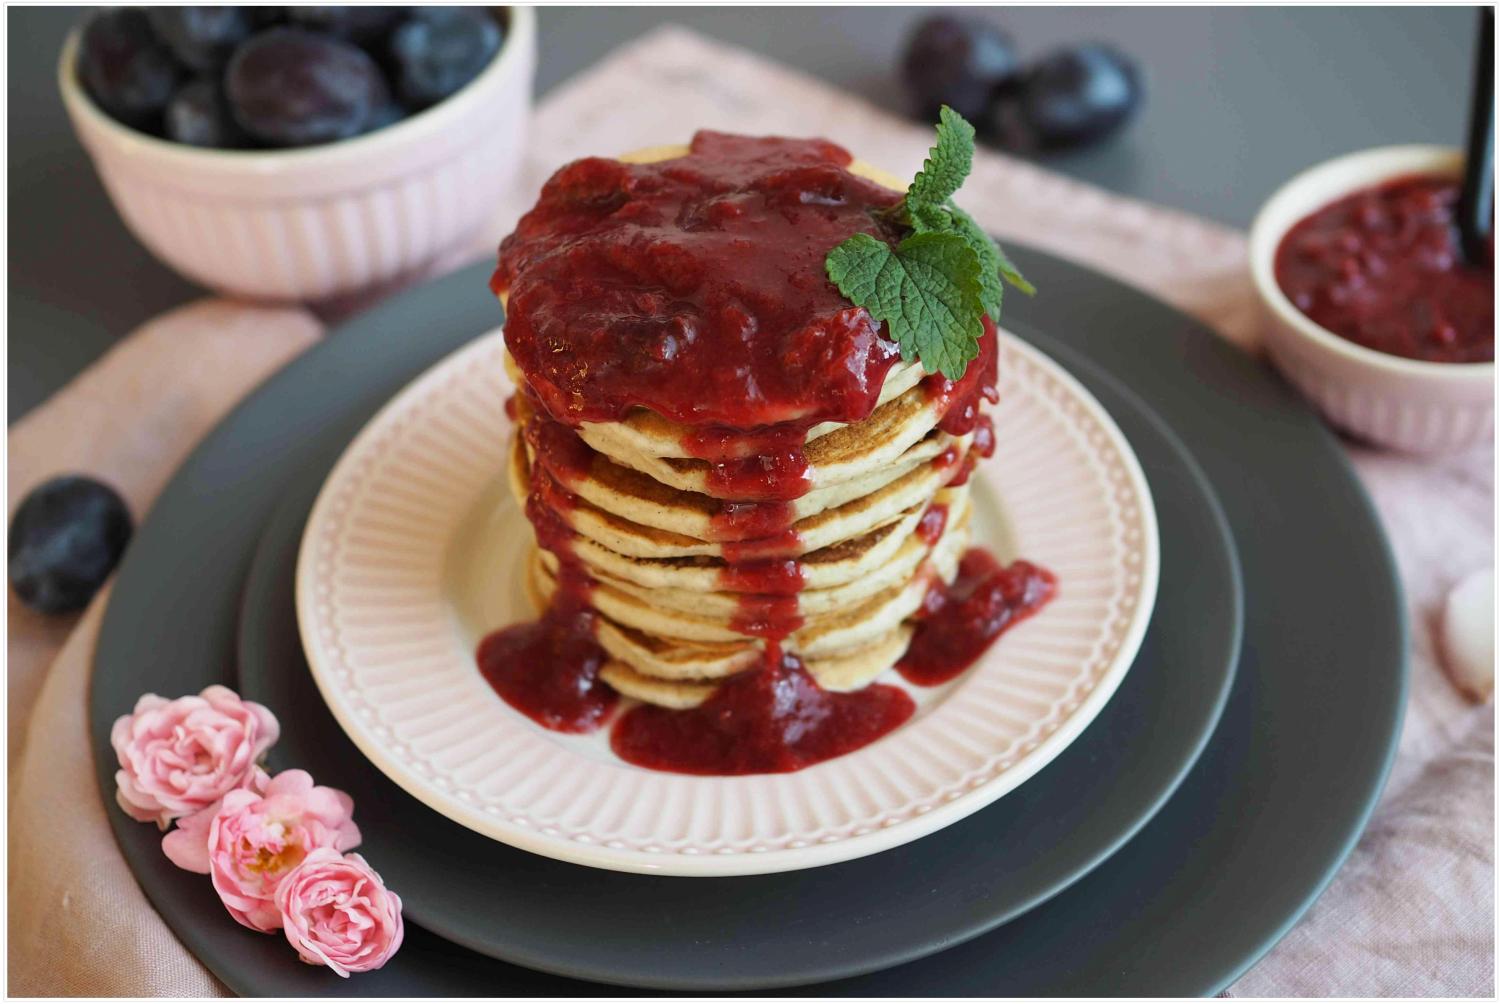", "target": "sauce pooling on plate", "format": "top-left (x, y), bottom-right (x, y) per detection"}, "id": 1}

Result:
top-left (898, 553), bottom-right (1057, 686)
top-left (483, 132), bottom-right (1056, 774)
top-left (477, 457), bottom-right (617, 734)
top-left (1274, 174), bottom-right (1494, 364)
top-left (610, 648), bottom-right (917, 776)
